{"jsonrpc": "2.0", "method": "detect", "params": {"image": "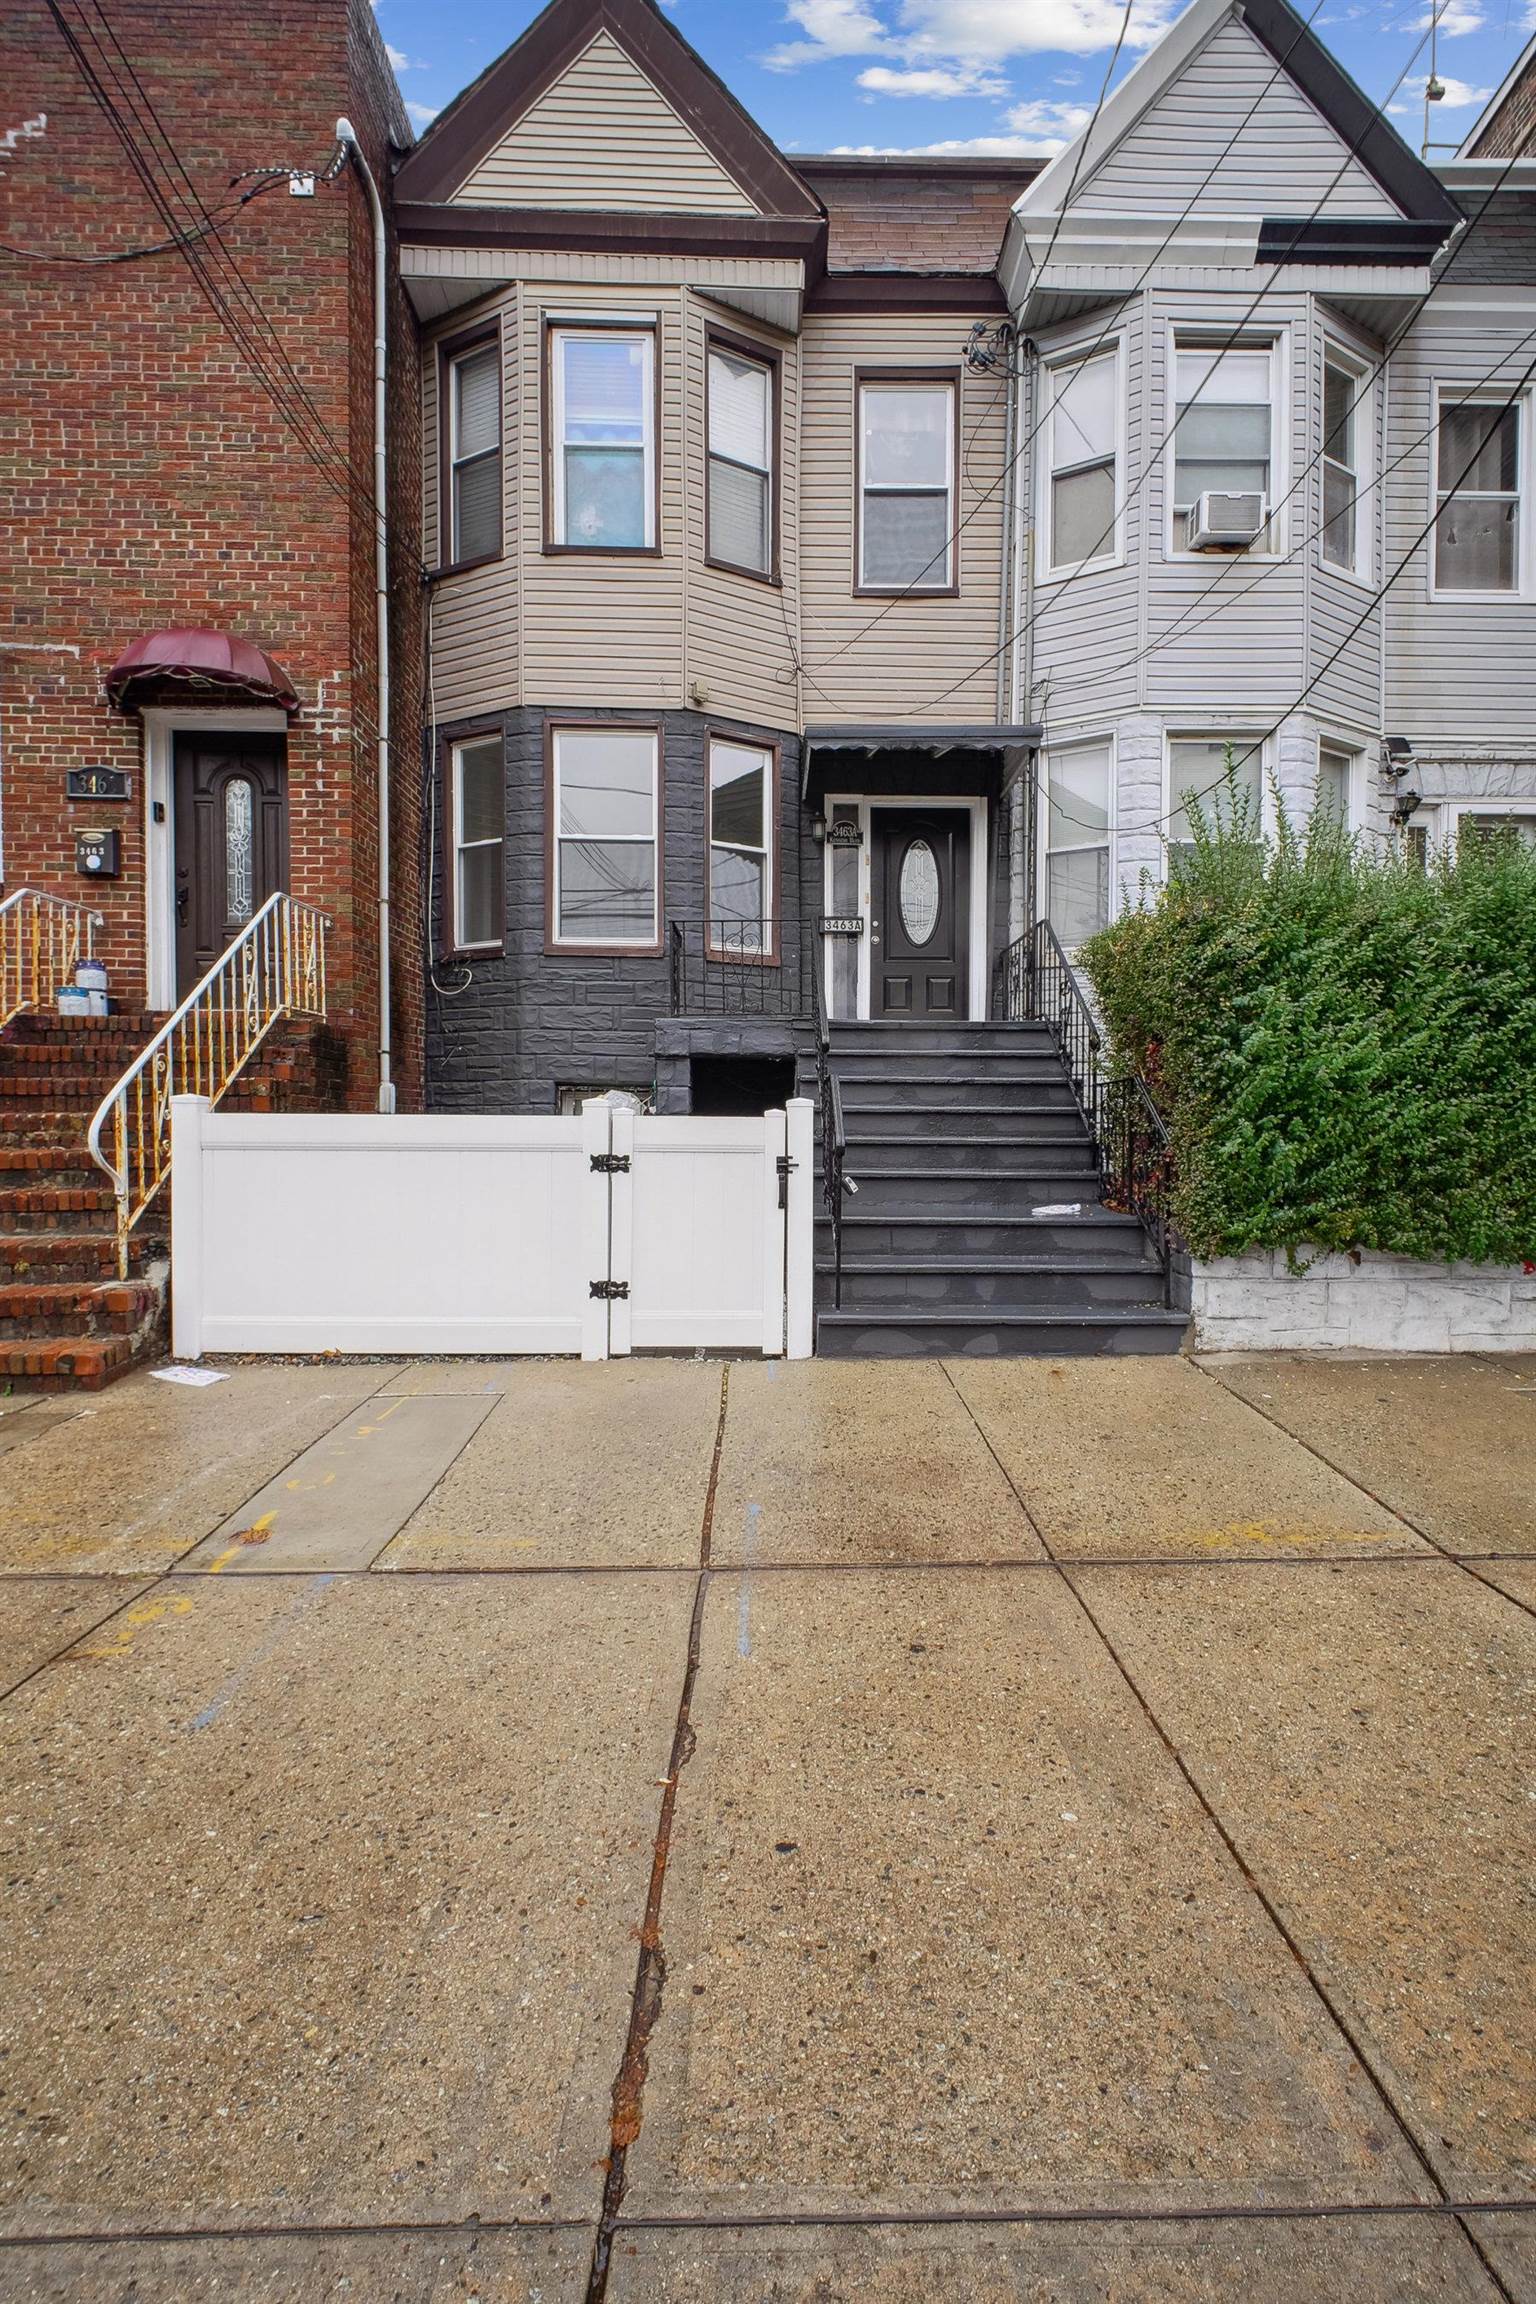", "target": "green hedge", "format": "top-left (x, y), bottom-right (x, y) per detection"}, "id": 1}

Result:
top-left (1079, 804), bottom-right (1536, 1264)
